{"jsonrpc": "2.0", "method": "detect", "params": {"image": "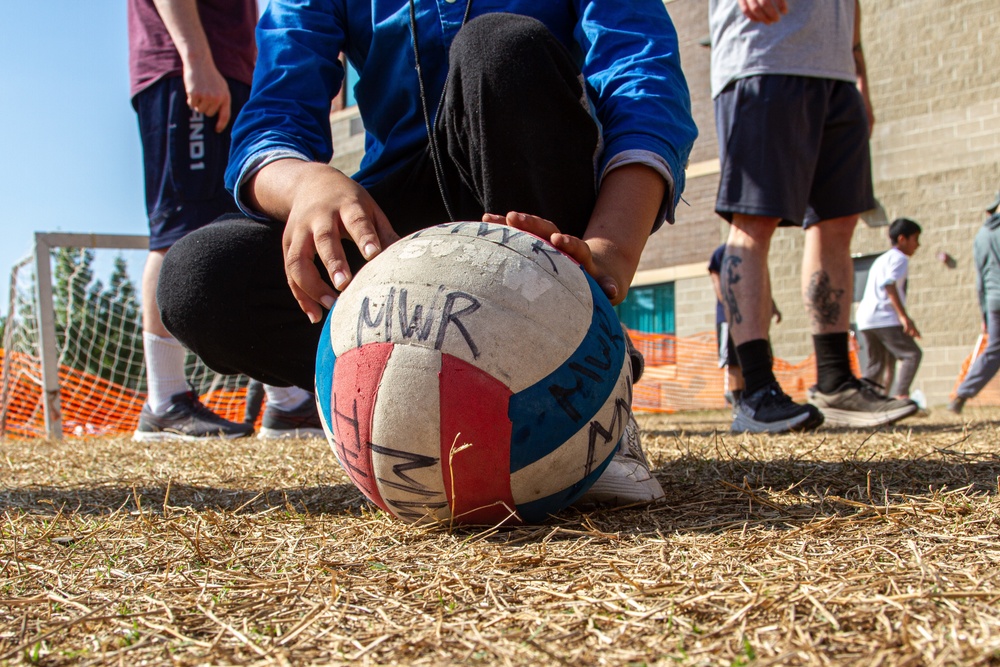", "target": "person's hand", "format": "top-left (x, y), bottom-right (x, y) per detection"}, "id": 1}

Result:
top-left (183, 61), bottom-right (232, 132)
top-left (901, 316), bottom-right (920, 339)
top-left (738, 0), bottom-right (788, 24)
top-left (483, 212), bottom-right (627, 304)
top-left (253, 162), bottom-right (399, 323)
top-left (771, 300), bottom-right (783, 324)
